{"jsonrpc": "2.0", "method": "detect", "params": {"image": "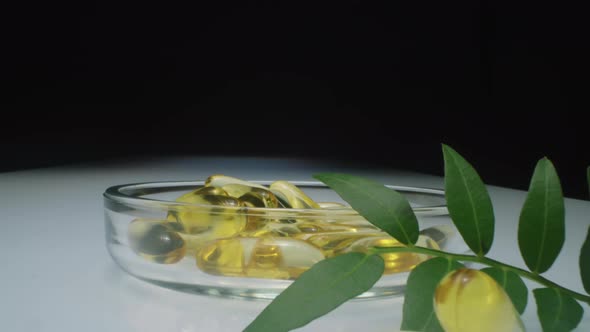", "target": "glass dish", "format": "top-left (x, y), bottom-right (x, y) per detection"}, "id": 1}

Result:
top-left (104, 180), bottom-right (466, 300)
